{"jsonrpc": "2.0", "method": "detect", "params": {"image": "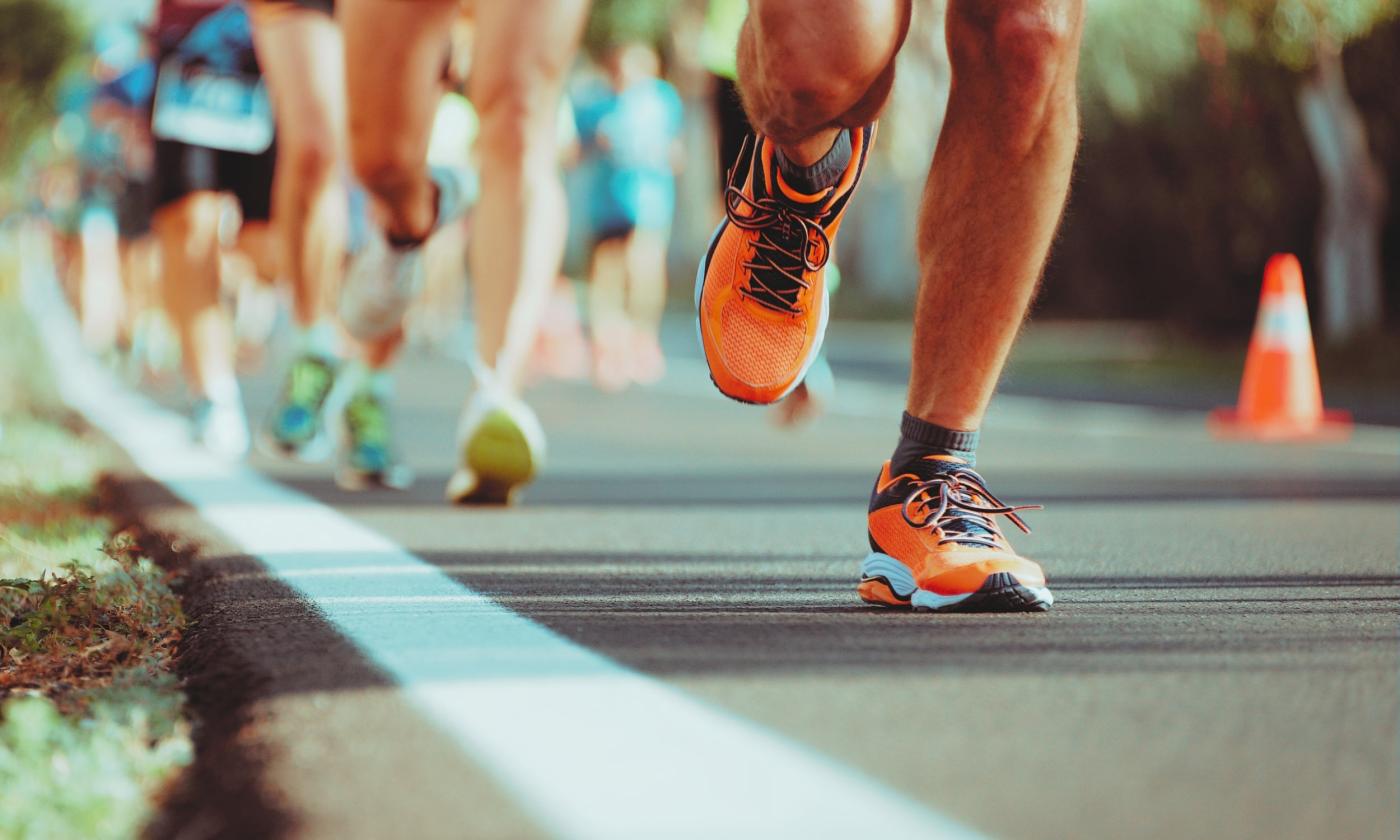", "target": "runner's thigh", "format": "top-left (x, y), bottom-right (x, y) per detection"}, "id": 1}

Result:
top-left (469, 0), bottom-right (589, 113)
top-left (340, 0), bottom-right (458, 168)
top-left (249, 3), bottom-right (347, 154)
